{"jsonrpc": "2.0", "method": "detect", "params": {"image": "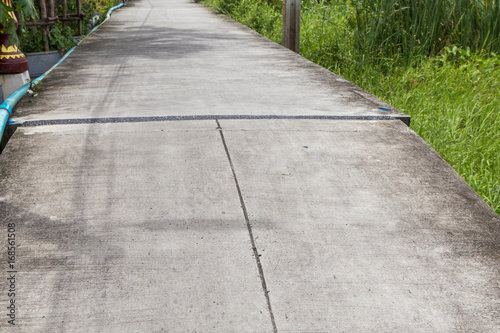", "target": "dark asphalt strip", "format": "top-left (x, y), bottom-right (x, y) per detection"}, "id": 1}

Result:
top-left (20, 114), bottom-right (402, 127)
